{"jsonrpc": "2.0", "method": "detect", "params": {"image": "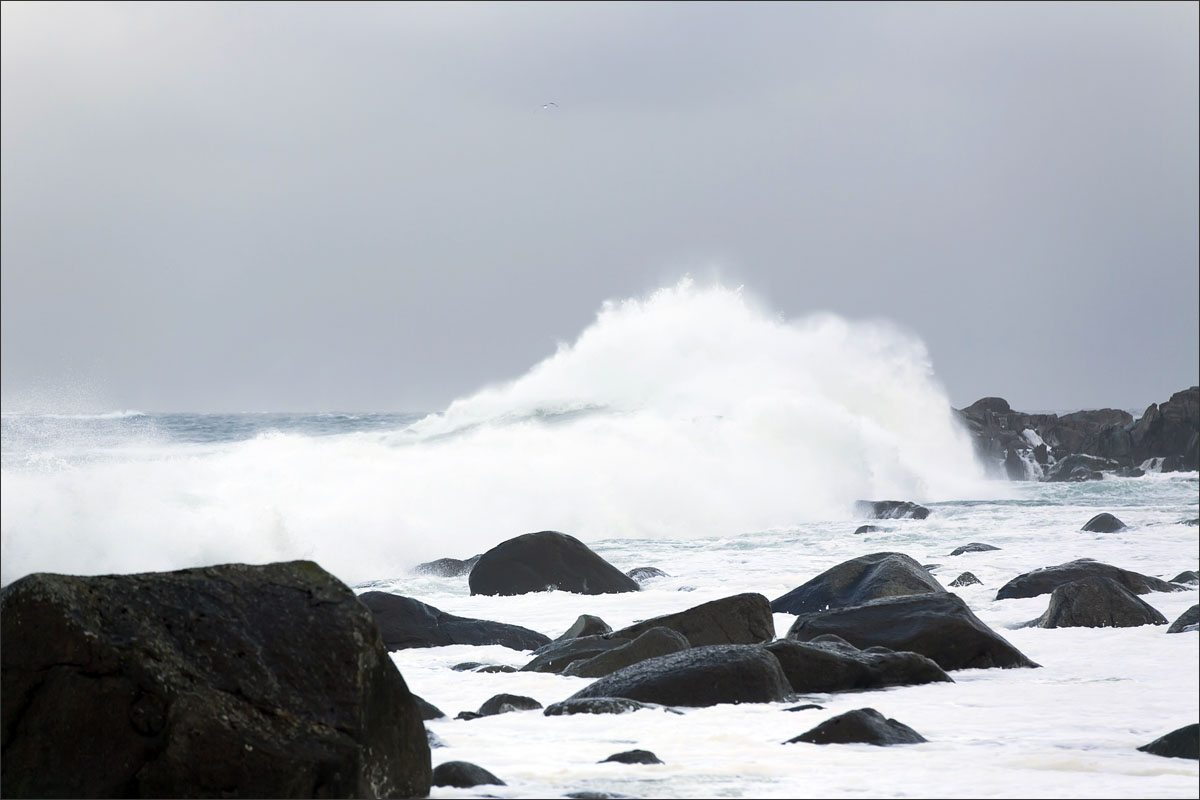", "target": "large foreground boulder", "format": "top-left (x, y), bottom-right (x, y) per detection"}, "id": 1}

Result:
top-left (1020, 577), bottom-right (1167, 629)
top-left (785, 708), bottom-right (926, 746)
top-left (610, 592), bottom-right (775, 646)
top-left (771, 553), bottom-right (945, 615)
top-left (1137, 724), bottom-right (1199, 760)
top-left (1, 561), bottom-right (431, 799)
top-left (358, 592), bottom-right (550, 651)
top-left (786, 592), bottom-right (1039, 671)
top-left (469, 531), bottom-right (639, 596)
top-left (567, 645), bottom-right (792, 708)
top-left (995, 559), bottom-right (1182, 600)
top-left (764, 637), bottom-right (951, 694)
